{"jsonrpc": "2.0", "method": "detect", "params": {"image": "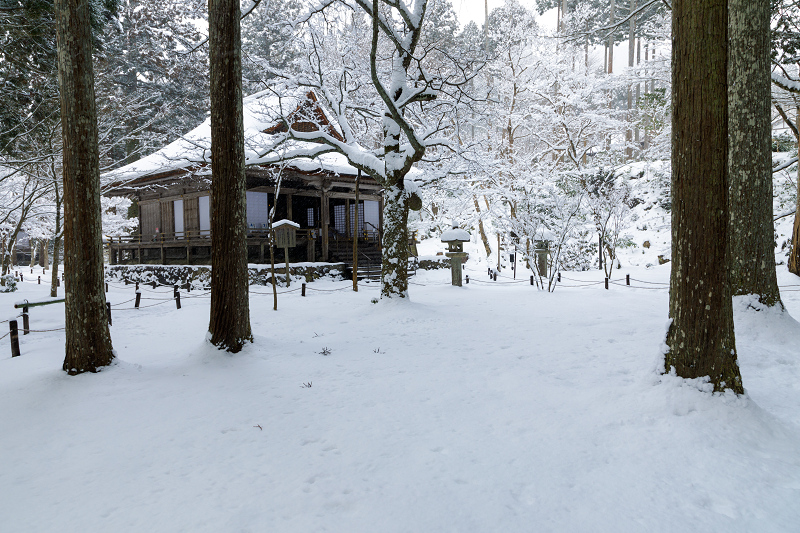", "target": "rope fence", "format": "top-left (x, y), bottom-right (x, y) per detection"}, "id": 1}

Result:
top-left (9, 267), bottom-right (800, 360)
